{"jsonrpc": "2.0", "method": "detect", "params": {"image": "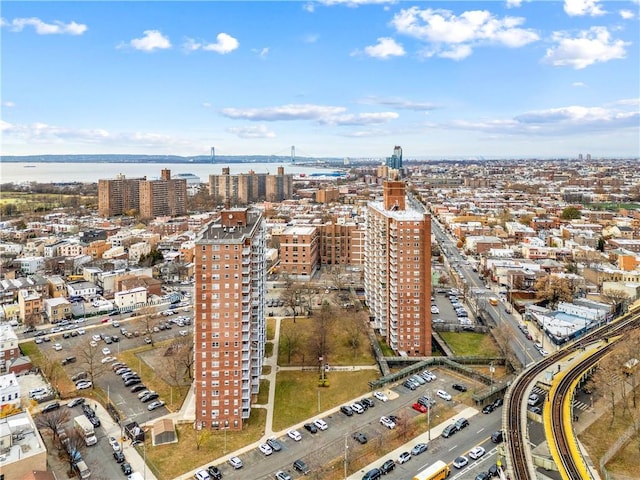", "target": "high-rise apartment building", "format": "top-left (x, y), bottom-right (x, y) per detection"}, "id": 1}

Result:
top-left (139, 169), bottom-right (187, 219)
top-left (277, 226), bottom-right (320, 278)
top-left (364, 181), bottom-right (432, 356)
top-left (98, 169), bottom-right (187, 219)
top-left (209, 167), bottom-right (293, 205)
top-left (194, 207), bottom-right (266, 430)
top-left (98, 174), bottom-right (143, 217)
